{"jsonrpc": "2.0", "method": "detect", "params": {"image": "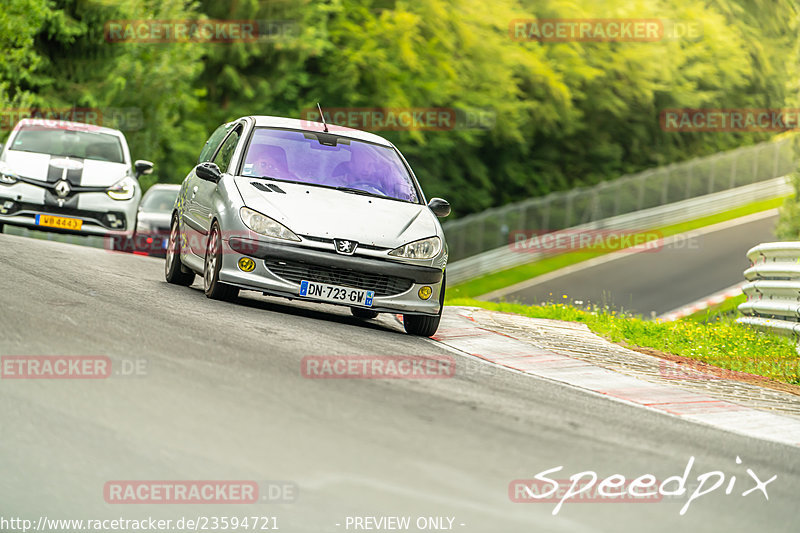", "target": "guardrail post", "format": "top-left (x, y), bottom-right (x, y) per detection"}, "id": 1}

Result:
top-left (565, 192), bottom-right (574, 228)
top-left (773, 141), bottom-right (780, 178)
top-left (637, 173), bottom-right (646, 210)
top-left (752, 145), bottom-right (759, 184)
